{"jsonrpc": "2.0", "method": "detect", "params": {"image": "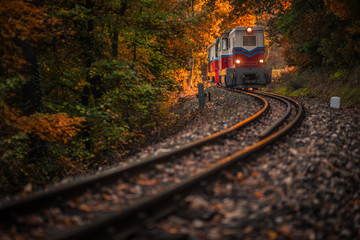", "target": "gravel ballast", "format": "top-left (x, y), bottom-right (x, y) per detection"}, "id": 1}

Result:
top-left (133, 93), bottom-right (360, 240)
top-left (1, 86), bottom-right (359, 240)
top-left (0, 86), bottom-right (266, 239)
top-left (121, 86), bottom-right (263, 166)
